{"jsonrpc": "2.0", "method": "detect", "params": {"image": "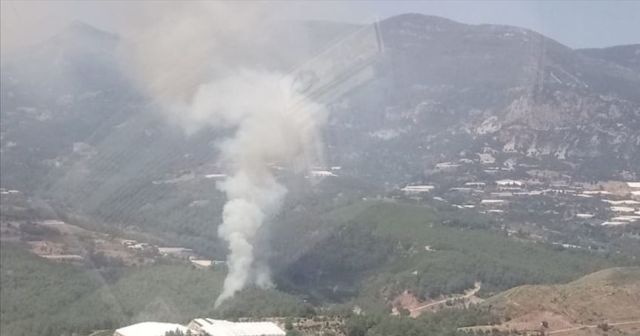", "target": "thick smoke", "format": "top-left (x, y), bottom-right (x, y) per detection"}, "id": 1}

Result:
top-left (184, 71), bottom-right (325, 306)
top-left (119, 2), bottom-right (327, 306)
